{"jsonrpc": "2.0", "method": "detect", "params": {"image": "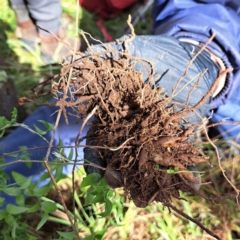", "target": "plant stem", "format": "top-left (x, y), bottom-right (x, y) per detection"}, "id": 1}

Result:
top-left (74, 191), bottom-right (94, 226)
